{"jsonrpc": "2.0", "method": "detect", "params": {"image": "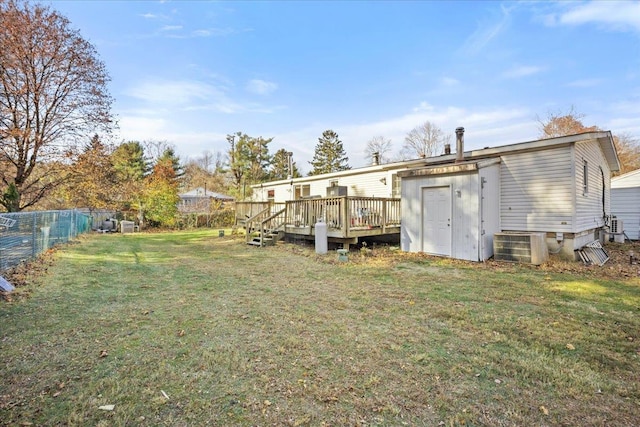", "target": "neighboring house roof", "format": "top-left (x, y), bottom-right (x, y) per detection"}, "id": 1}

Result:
top-left (179, 187), bottom-right (234, 200)
top-left (612, 168), bottom-right (640, 189)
